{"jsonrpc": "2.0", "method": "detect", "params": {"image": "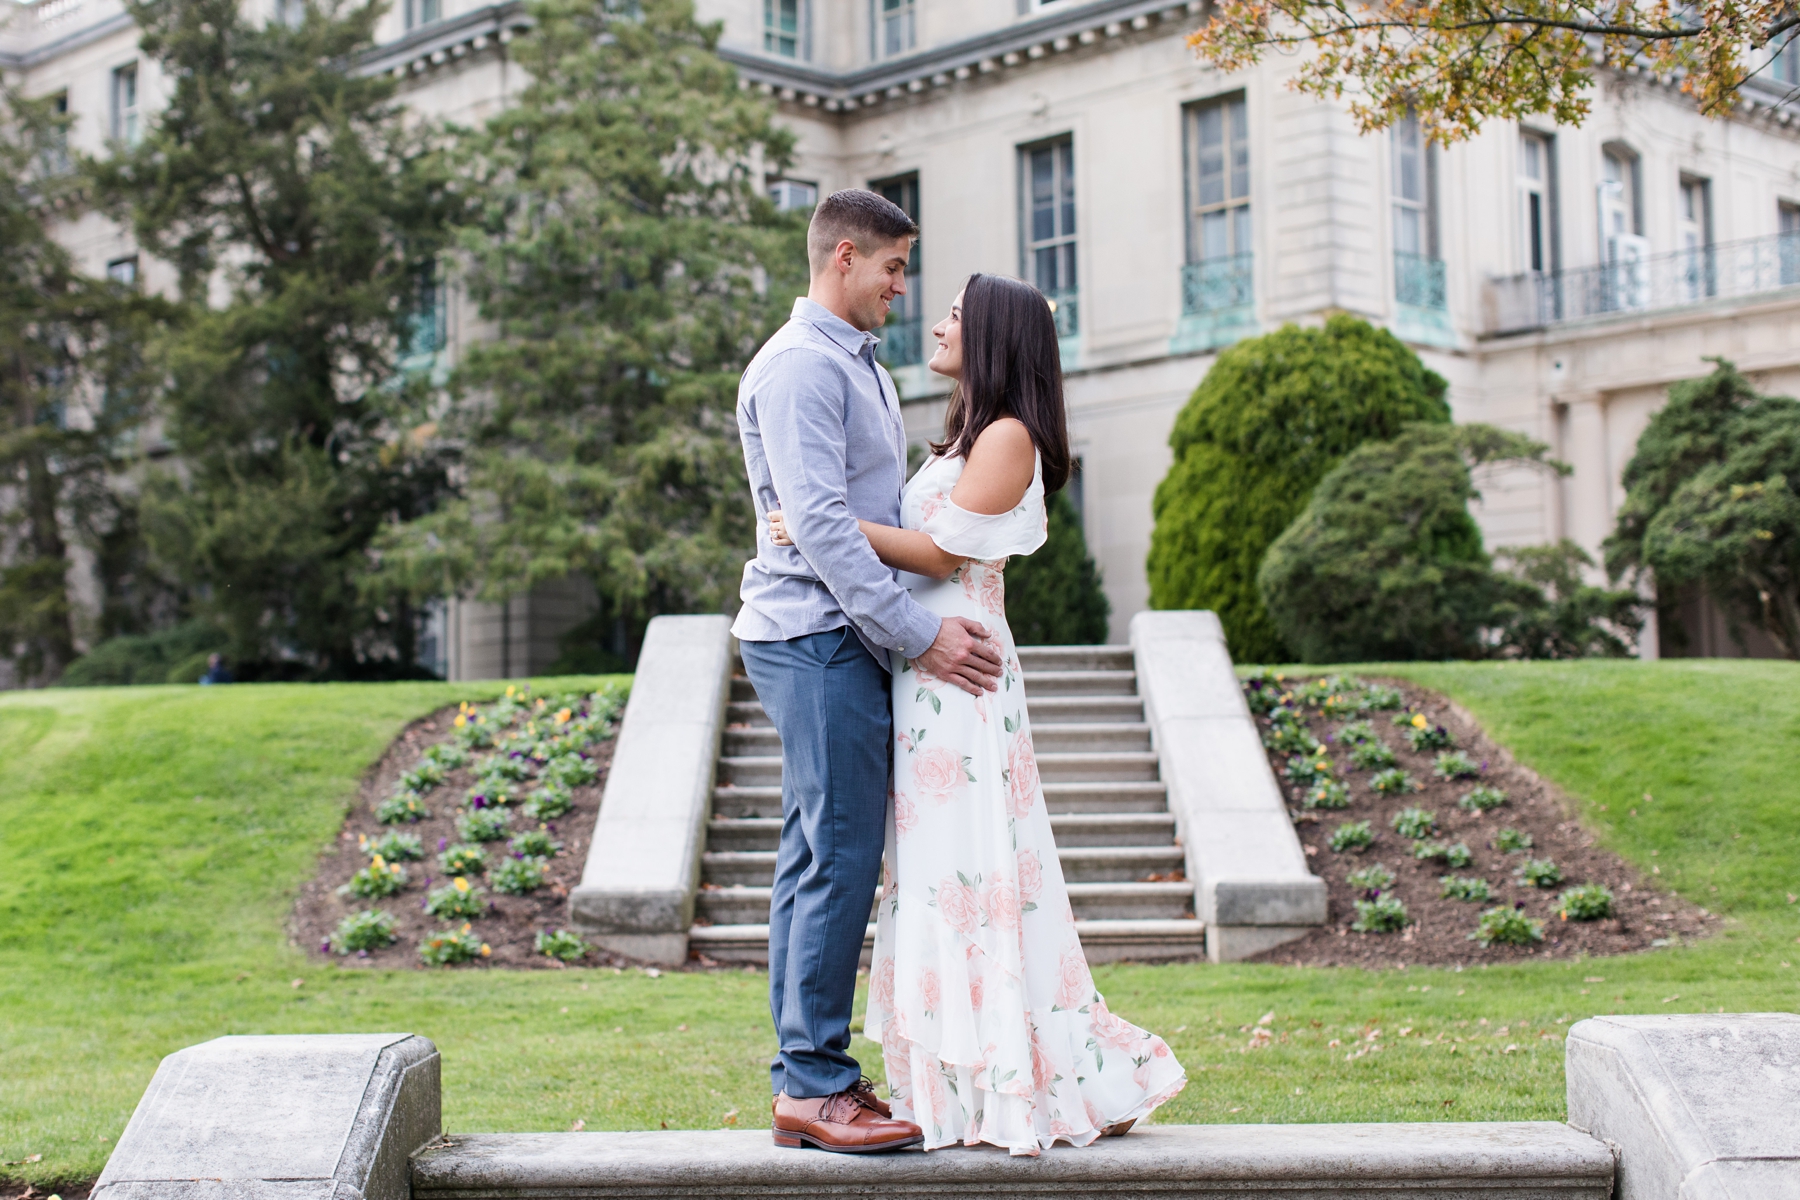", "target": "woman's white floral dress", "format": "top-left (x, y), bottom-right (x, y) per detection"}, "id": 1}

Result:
top-left (865, 451), bottom-right (1186, 1156)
